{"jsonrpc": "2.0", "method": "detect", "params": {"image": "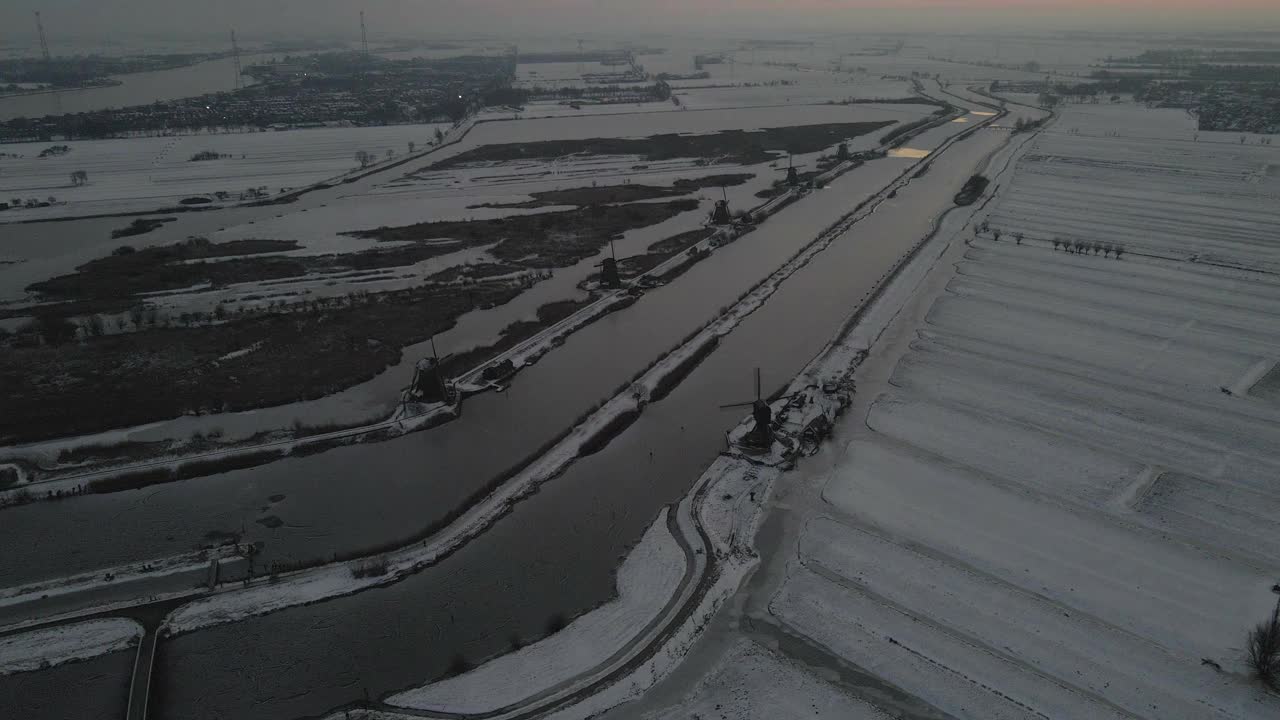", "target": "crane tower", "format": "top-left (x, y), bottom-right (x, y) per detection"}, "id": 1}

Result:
top-left (35, 11), bottom-right (51, 62)
top-left (230, 30), bottom-right (243, 90)
top-left (360, 10), bottom-right (369, 60)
